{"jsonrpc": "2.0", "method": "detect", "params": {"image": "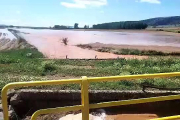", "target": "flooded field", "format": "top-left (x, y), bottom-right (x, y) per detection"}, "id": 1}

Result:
top-left (17, 29), bottom-right (180, 59)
